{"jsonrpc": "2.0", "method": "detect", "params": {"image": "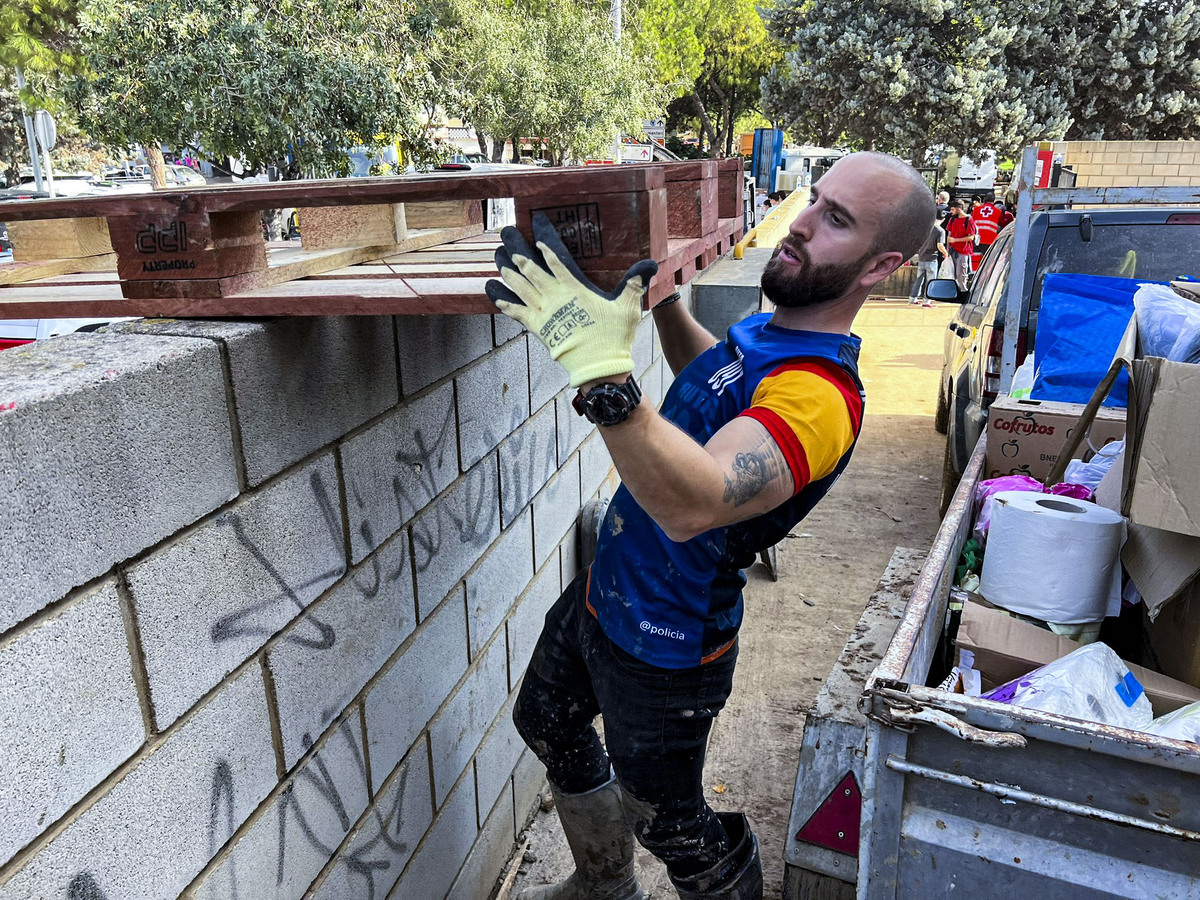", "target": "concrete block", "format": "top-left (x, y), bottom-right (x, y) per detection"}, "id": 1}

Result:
top-left (512, 749), bottom-right (549, 832)
top-left (465, 508), bottom-right (534, 659)
top-left (456, 339), bottom-right (530, 469)
top-left (387, 774), bottom-right (477, 900)
top-left (498, 404), bottom-right (557, 528)
top-left (448, 787), bottom-right (516, 900)
top-left (128, 455), bottom-right (346, 728)
top-left (0, 669), bottom-right (275, 900)
top-left (633, 313), bottom-right (654, 378)
top-left (579, 433), bottom-right (615, 502)
top-left (1153, 163), bottom-right (1180, 177)
top-left (506, 561), bottom-right (562, 691)
top-left (411, 457), bottom-right (501, 617)
top-left (473, 699), bottom-right (524, 827)
top-left (269, 533), bottom-right (416, 769)
top-left (307, 745), bottom-right (433, 900)
top-left (222, 317), bottom-right (399, 486)
top-left (528, 337), bottom-right (569, 413)
top-left (0, 332), bottom-right (237, 631)
top-left (364, 593), bottom-right (469, 792)
top-left (0, 580), bottom-right (143, 868)
top-left (493, 314), bottom-right (525, 346)
top-left (691, 251), bottom-right (764, 340)
top-left (554, 390), bottom-right (592, 465)
top-left (560, 528), bottom-right (582, 588)
top-left (397, 315), bottom-right (493, 395)
top-left (341, 383), bottom-right (458, 562)
top-left (532, 458), bottom-right (581, 568)
top-left (189, 716), bottom-right (369, 900)
top-left (430, 635), bottom-right (510, 806)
